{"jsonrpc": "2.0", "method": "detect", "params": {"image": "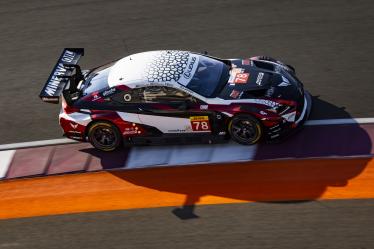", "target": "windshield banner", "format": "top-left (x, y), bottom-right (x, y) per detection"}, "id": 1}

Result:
top-left (177, 54), bottom-right (199, 86)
